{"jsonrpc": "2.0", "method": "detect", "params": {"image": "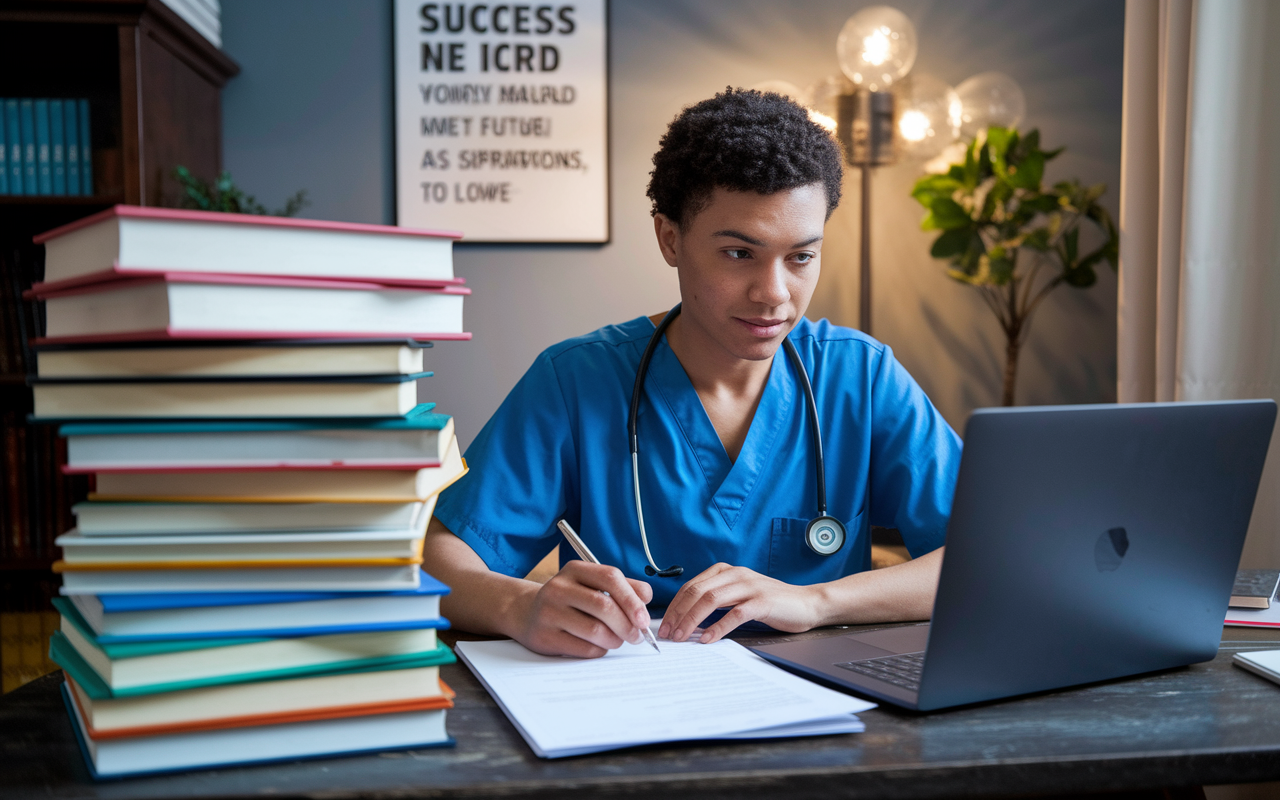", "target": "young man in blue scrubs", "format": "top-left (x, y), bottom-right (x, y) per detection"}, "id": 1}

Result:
top-left (424, 88), bottom-right (962, 657)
